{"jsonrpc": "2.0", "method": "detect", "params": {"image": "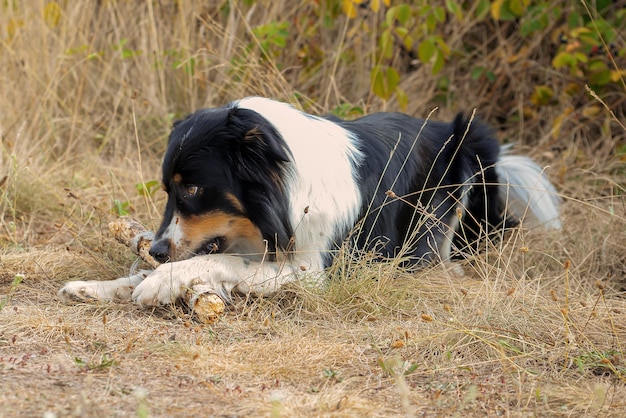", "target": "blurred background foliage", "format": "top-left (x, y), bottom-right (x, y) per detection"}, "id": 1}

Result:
top-left (1, 0), bottom-right (625, 210)
top-left (3, 1), bottom-right (624, 150)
